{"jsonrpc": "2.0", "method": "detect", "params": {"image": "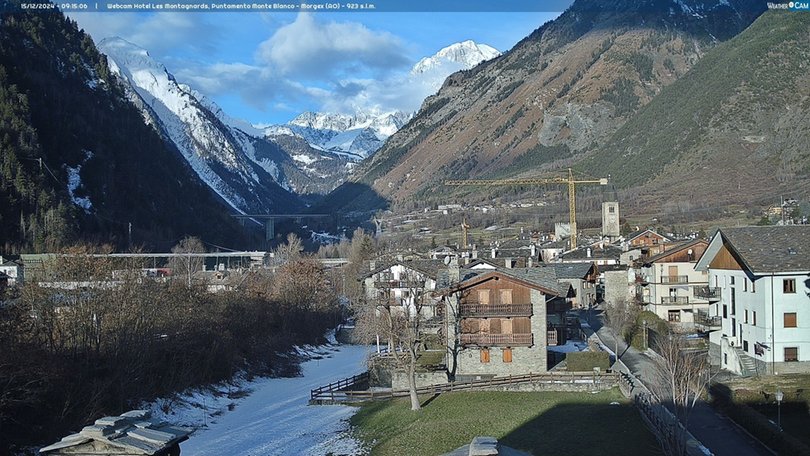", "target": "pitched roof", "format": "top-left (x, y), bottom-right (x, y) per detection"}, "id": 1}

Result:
top-left (559, 244), bottom-right (622, 261)
top-left (626, 229), bottom-right (672, 242)
top-left (644, 239), bottom-right (708, 264)
top-left (446, 267), bottom-right (569, 297)
top-left (552, 263), bottom-right (595, 279)
top-left (362, 259), bottom-right (445, 279)
top-left (40, 410), bottom-right (190, 455)
top-left (716, 226), bottom-right (810, 274)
